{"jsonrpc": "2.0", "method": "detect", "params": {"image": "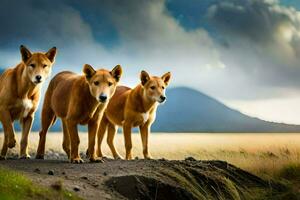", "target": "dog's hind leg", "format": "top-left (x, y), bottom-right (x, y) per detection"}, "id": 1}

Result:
top-left (123, 122), bottom-right (133, 160)
top-left (36, 105), bottom-right (56, 159)
top-left (107, 122), bottom-right (121, 159)
top-left (96, 115), bottom-right (108, 158)
top-left (66, 120), bottom-right (82, 163)
top-left (62, 119), bottom-right (70, 159)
